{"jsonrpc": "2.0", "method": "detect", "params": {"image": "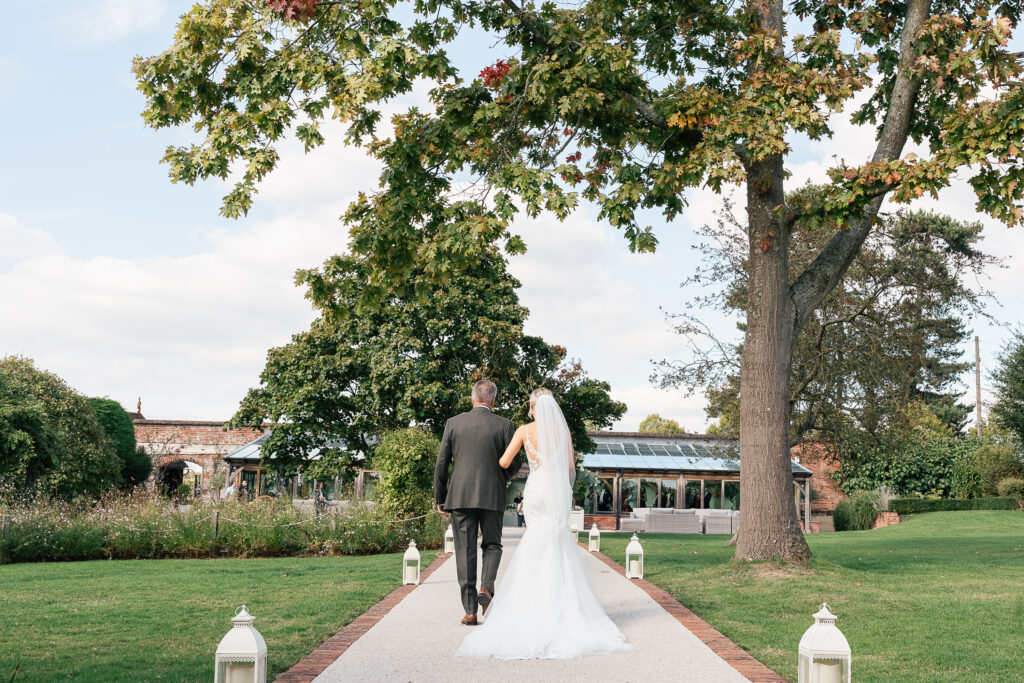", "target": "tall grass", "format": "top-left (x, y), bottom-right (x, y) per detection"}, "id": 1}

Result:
top-left (0, 491), bottom-right (443, 564)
